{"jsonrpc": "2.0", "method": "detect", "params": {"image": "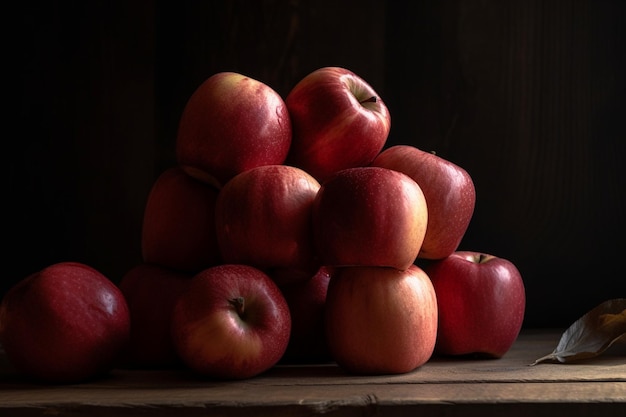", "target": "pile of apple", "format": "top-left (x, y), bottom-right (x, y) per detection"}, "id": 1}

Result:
top-left (0, 67), bottom-right (526, 384)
